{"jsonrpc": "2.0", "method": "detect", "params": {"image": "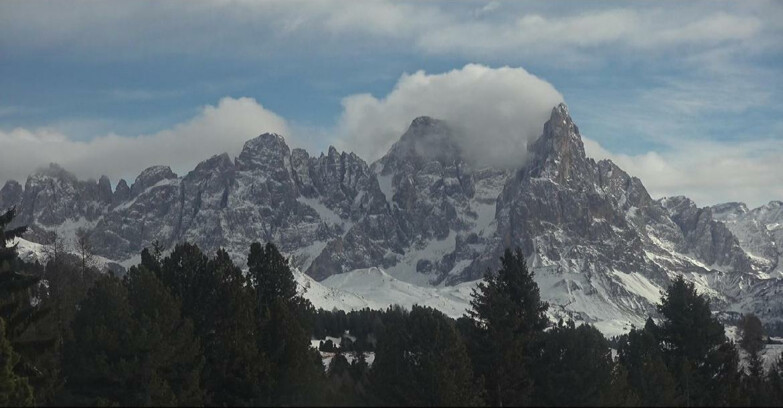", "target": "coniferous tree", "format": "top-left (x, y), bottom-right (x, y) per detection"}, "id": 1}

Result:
top-left (62, 275), bottom-right (135, 404)
top-left (325, 353), bottom-right (363, 405)
top-left (371, 305), bottom-right (483, 406)
top-left (657, 276), bottom-right (742, 406)
top-left (617, 319), bottom-right (680, 406)
top-left (740, 314), bottom-right (768, 405)
top-left (64, 270), bottom-right (203, 406)
top-left (153, 244), bottom-right (274, 405)
top-left (247, 242), bottom-right (324, 405)
top-left (124, 266), bottom-right (204, 405)
top-left (0, 207), bottom-right (51, 402)
top-left (464, 248), bottom-right (548, 406)
top-left (29, 258), bottom-right (100, 405)
top-left (768, 355), bottom-right (783, 405)
top-left (201, 249), bottom-right (271, 406)
top-left (248, 242), bottom-right (298, 308)
top-left (0, 318), bottom-right (33, 407)
top-left (530, 320), bottom-right (626, 406)
top-left (158, 243), bottom-right (213, 331)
